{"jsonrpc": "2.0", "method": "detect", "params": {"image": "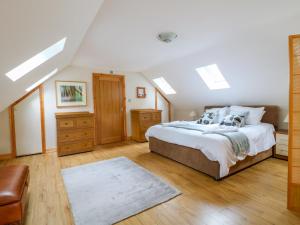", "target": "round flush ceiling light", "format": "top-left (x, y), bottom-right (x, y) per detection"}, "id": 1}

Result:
top-left (157, 32), bottom-right (178, 43)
